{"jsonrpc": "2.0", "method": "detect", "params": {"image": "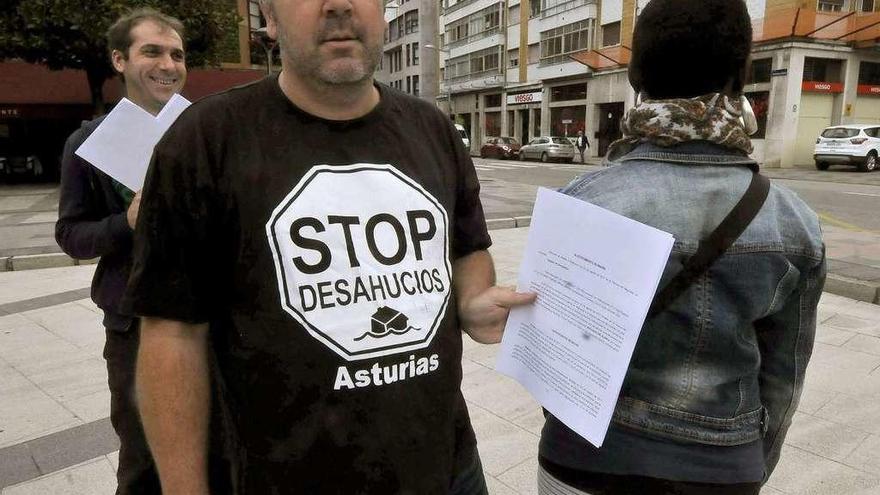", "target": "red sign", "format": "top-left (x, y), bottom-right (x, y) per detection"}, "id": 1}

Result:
top-left (858, 85), bottom-right (880, 96)
top-left (802, 81), bottom-right (844, 93)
